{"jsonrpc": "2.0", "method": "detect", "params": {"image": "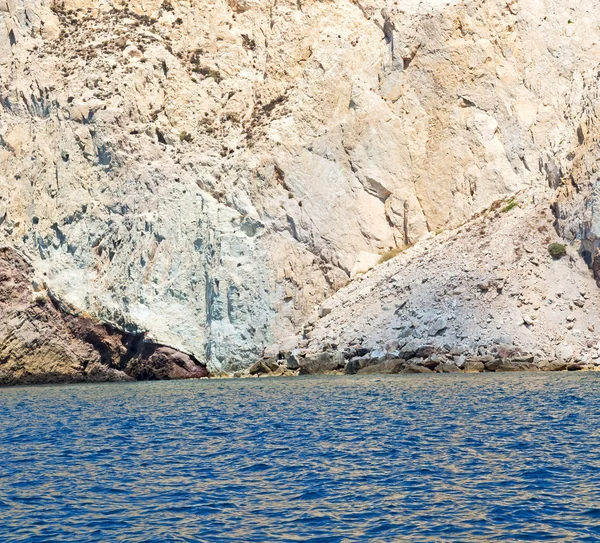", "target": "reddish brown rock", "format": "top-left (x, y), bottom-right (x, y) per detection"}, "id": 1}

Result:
top-left (0, 247), bottom-right (208, 386)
